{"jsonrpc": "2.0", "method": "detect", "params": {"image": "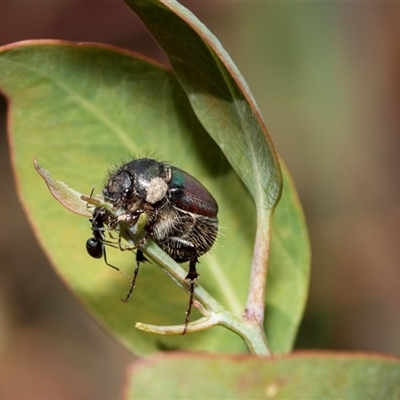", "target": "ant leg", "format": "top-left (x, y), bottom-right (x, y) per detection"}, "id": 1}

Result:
top-left (102, 244), bottom-right (131, 281)
top-left (116, 233), bottom-right (135, 252)
top-left (121, 249), bottom-right (145, 303)
top-left (182, 255), bottom-right (199, 335)
top-left (85, 187), bottom-right (96, 212)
